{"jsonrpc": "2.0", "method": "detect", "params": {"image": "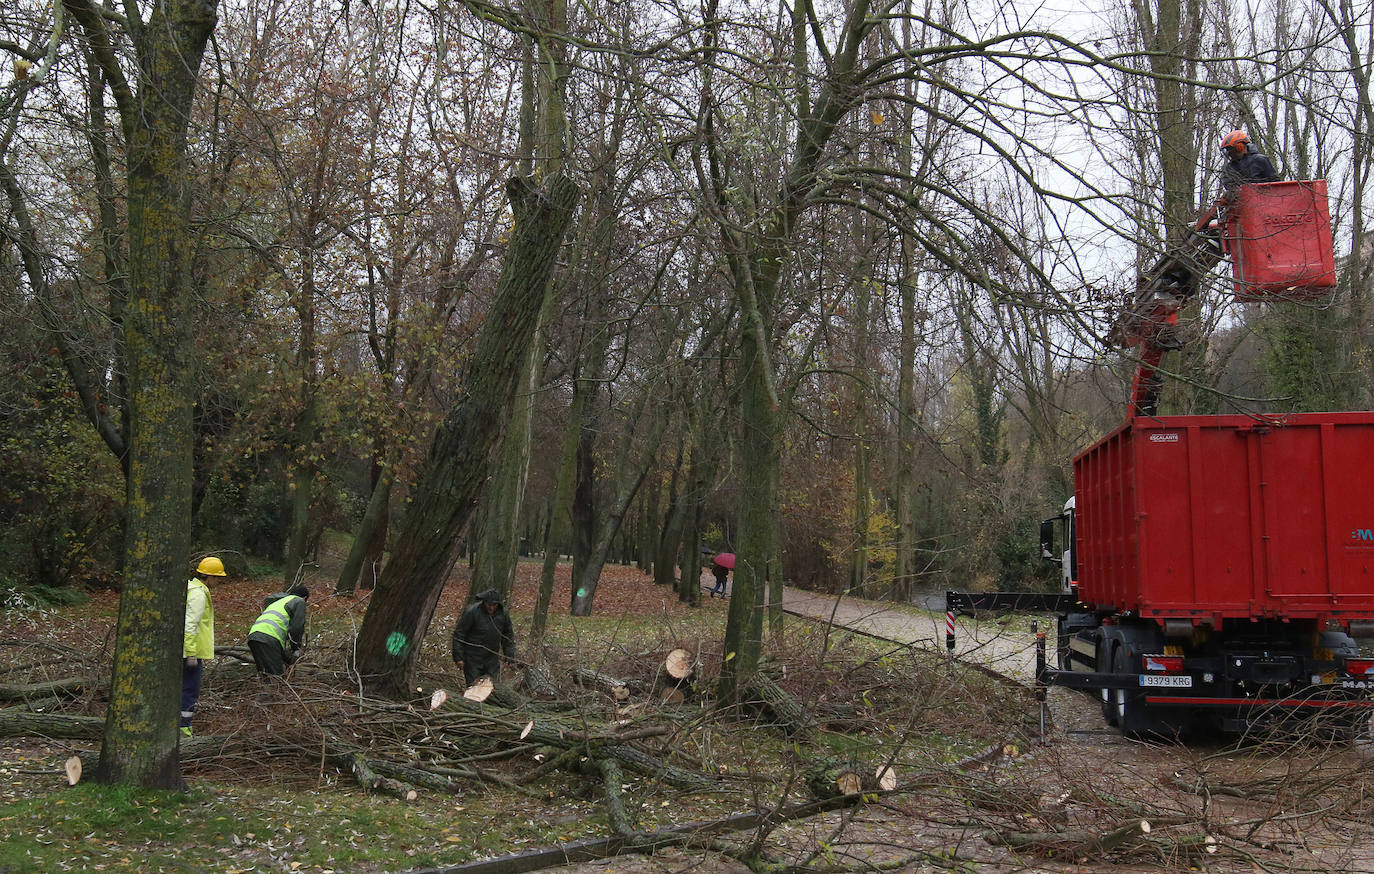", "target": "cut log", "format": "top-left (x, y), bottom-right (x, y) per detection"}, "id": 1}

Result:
top-left (739, 673), bottom-right (816, 739)
top-left (804, 755), bottom-right (895, 801)
top-left (985, 820), bottom-right (1152, 855)
top-left (875, 765), bottom-right (897, 791)
top-left (525, 665), bottom-right (560, 699)
top-left (336, 751), bottom-right (418, 802)
top-left (463, 677), bottom-right (494, 702)
top-left (0, 711), bottom-right (104, 739)
top-left (572, 668), bottom-right (630, 701)
top-left (0, 677), bottom-right (92, 702)
top-left (659, 687), bottom-right (685, 705)
top-left (663, 649), bottom-right (693, 681)
top-left (805, 758), bottom-right (866, 801)
top-left (65, 756), bottom-right (82, 786)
